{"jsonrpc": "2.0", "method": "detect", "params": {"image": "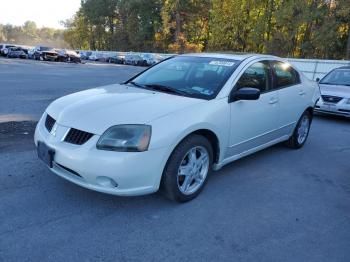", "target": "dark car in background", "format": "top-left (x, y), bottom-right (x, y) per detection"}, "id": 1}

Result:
top-left (57, 49), bottom-right (82, 63)
top-left (108, 53), bottom-right (125, 64)
top-left (33, 46), bottom-right (58, 61)
top-left (7, 47), bottom-right (27, 59)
